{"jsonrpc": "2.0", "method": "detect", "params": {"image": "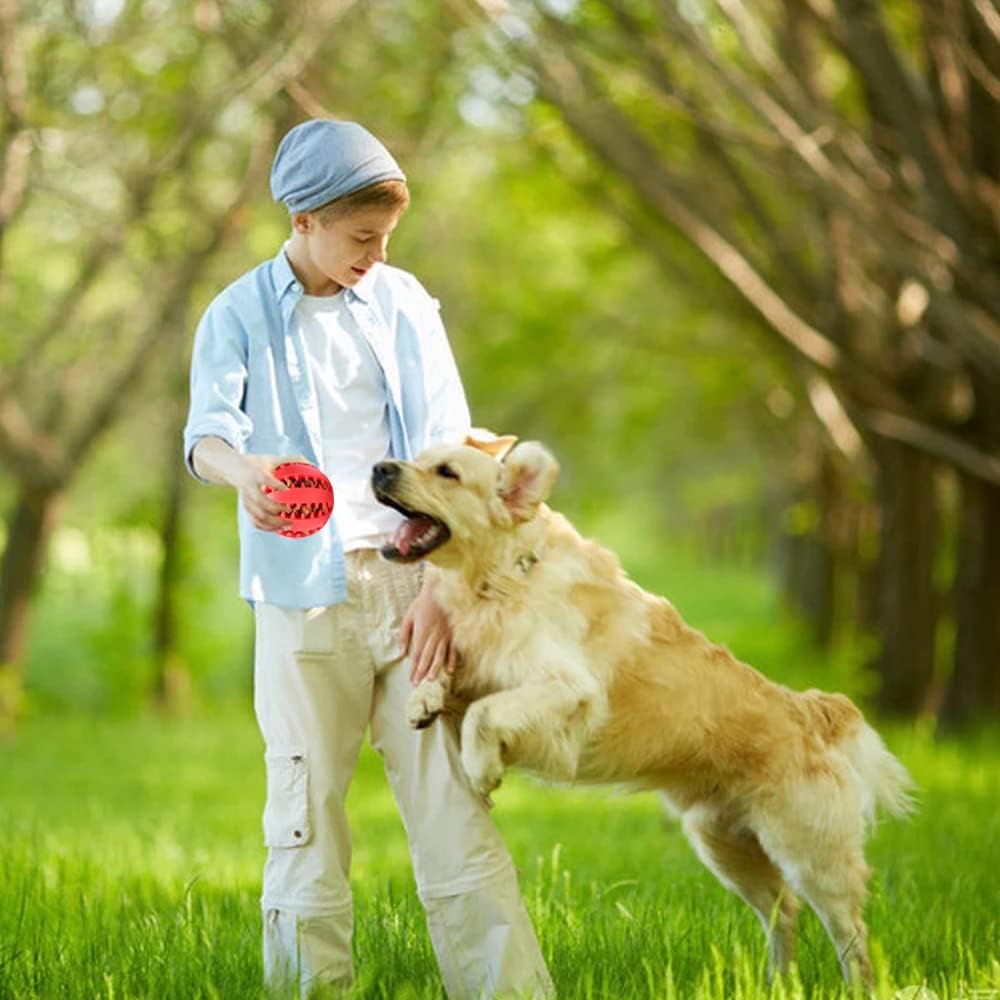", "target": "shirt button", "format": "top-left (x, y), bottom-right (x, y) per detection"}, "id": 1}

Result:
top-left (291, 282), bottom-right (301, 293)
